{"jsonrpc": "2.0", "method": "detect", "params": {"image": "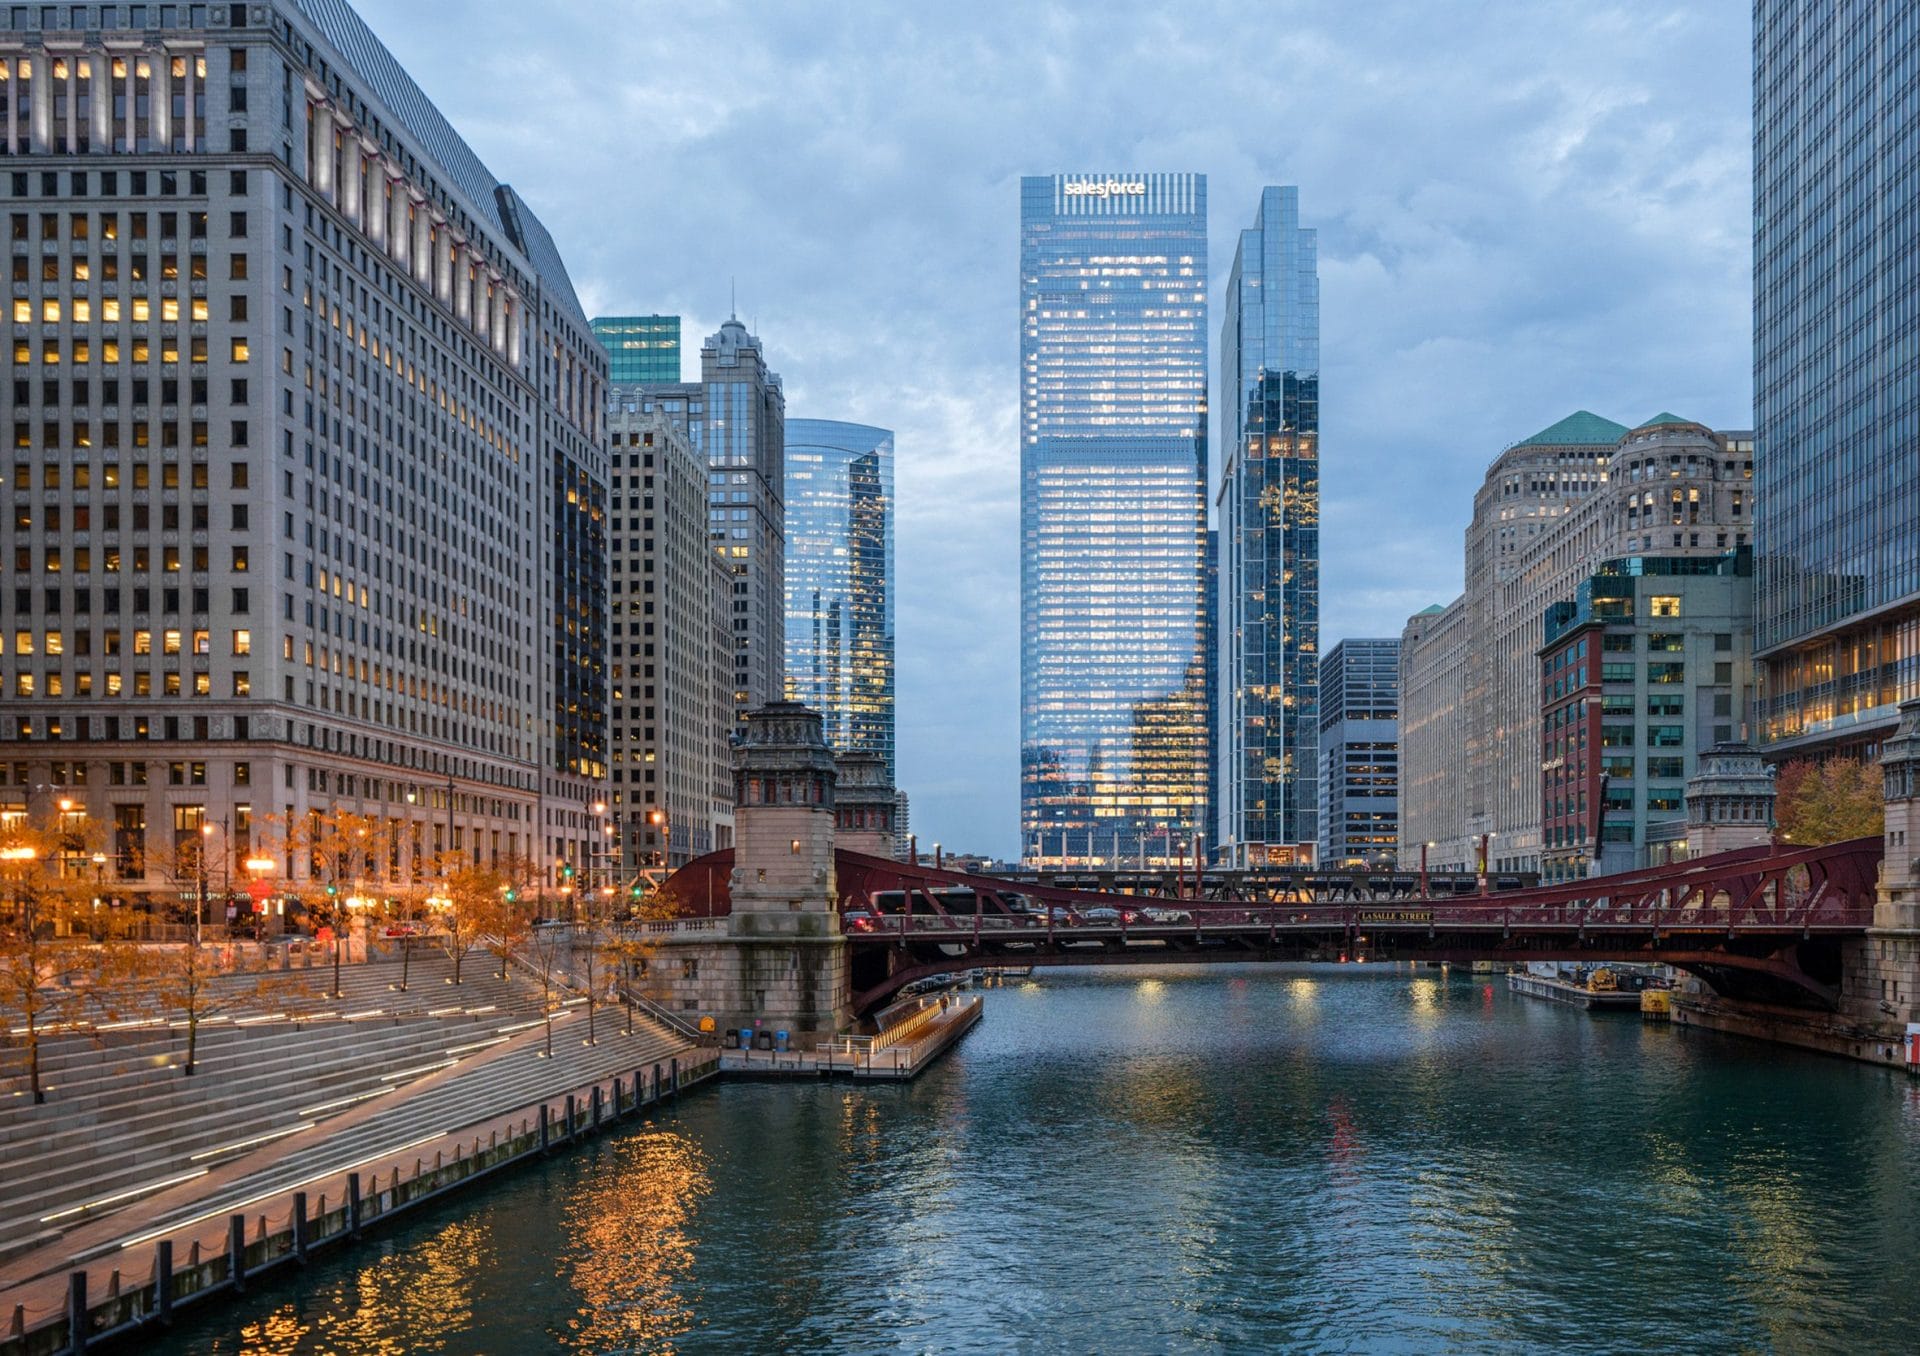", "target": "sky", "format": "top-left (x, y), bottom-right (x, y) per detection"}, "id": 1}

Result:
top-left (354, 0), bottom-right (1752, 861)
